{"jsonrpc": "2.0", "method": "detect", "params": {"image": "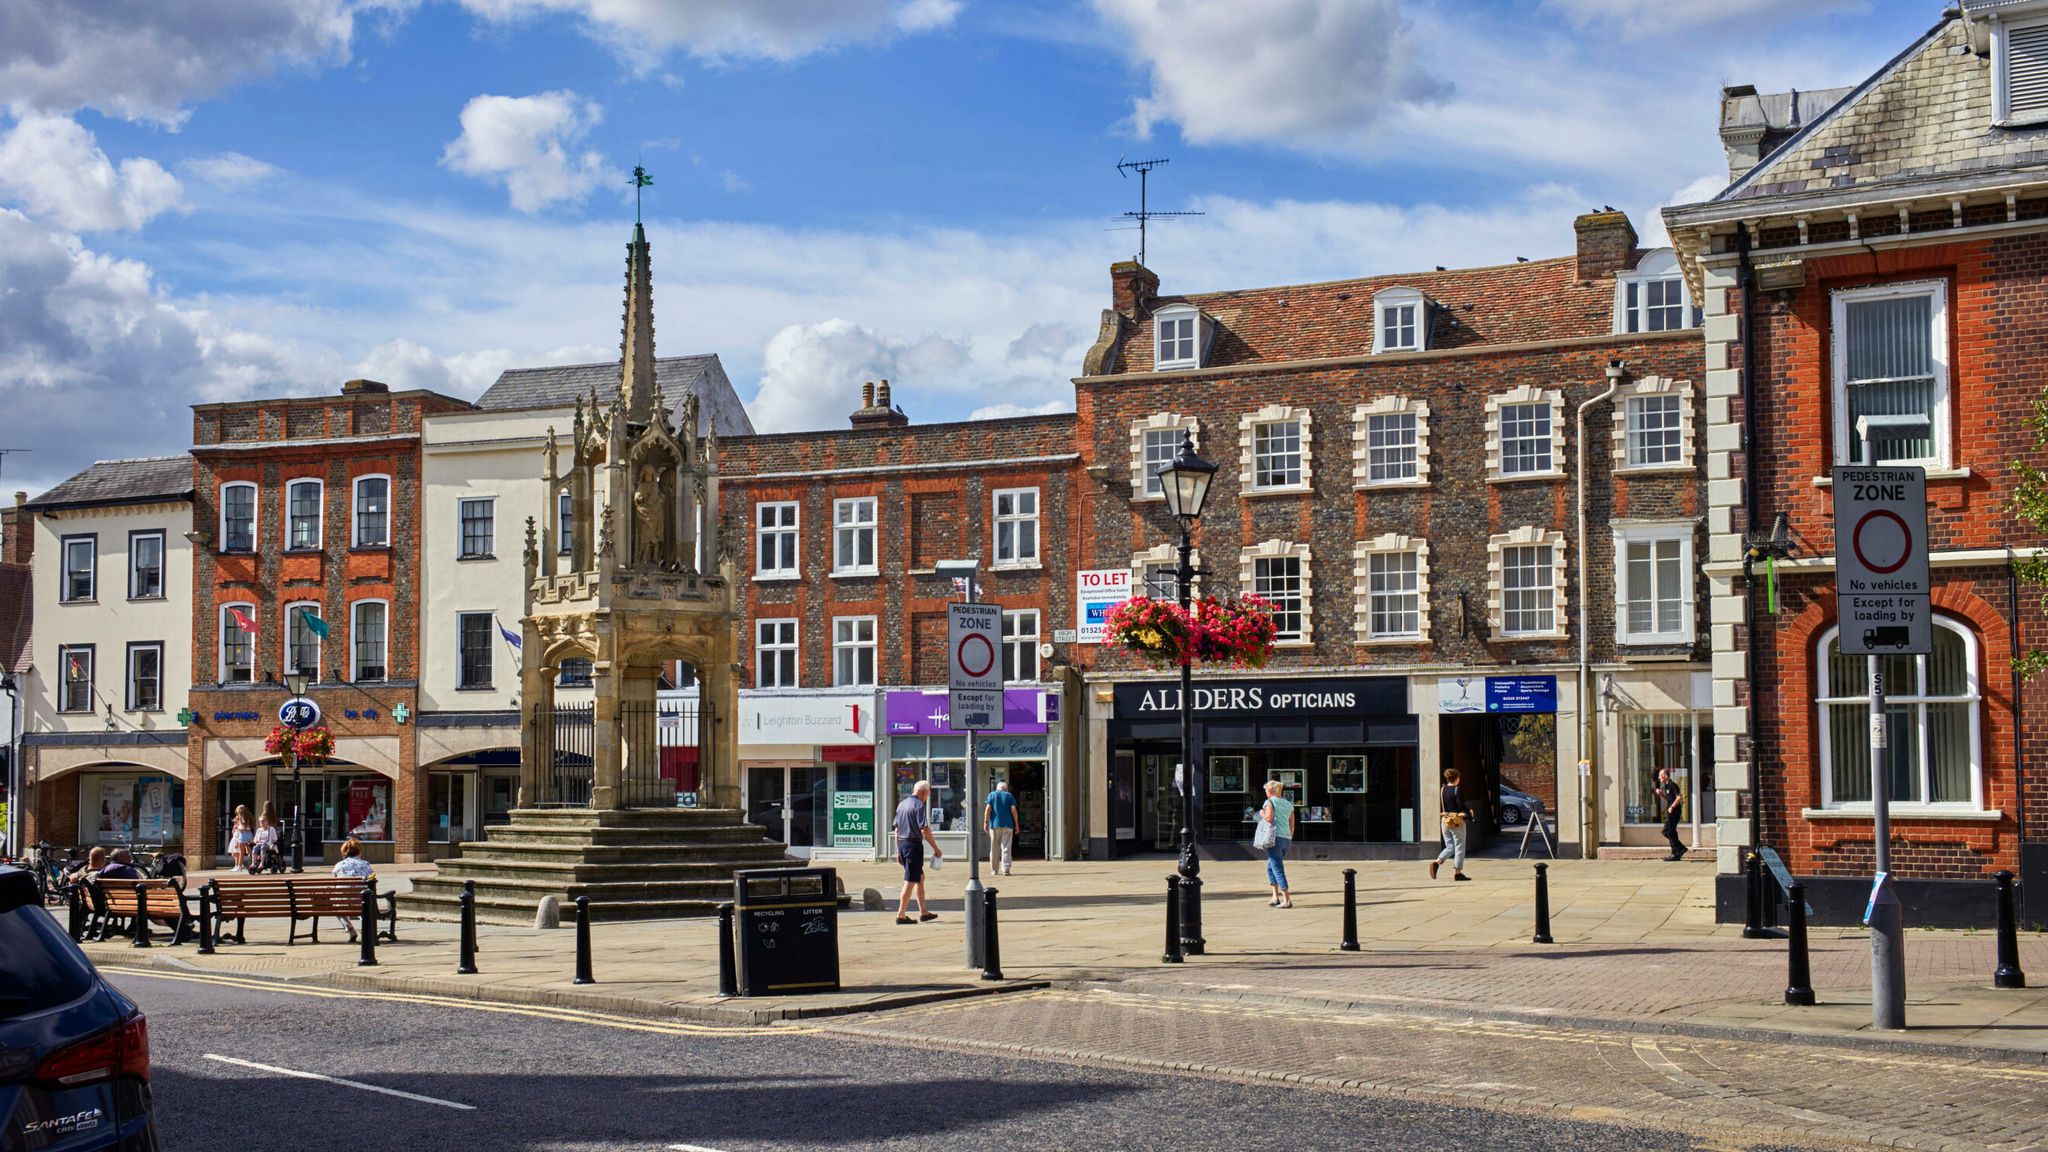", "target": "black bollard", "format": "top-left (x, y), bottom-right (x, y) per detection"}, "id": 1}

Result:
top-left (1532, 863), bottom-right (1554, 945)
top-left (1162, 875), bottom-right (1184, 964)
top-left (1179, 874), bottom-right (1205, 957)
top-left (716, 902), bottom-right (738, 997)
top-left (573, 896), bottom-right (594, 985)
top-left (196, 882), bottom-right (215, 955)
top-left (357, 880), bottom-right (379, 967)
top-left (1340, 867), bottom-right (1360, 952)
top-left (456, 881), bottom-right (479, 975)
top-left (1742, 851), bottom-right (1769, 939)
top-left (1784, 881), bottom-right (1815, 1006)
top-left (131, 882), bottom-right (152, 949)
top-left (979, 888), bottom-right (1004, 982)
top-left (1995, 870), bottom-right (2028, 990)
top-left (66, 884), bottom-right (86, 941)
